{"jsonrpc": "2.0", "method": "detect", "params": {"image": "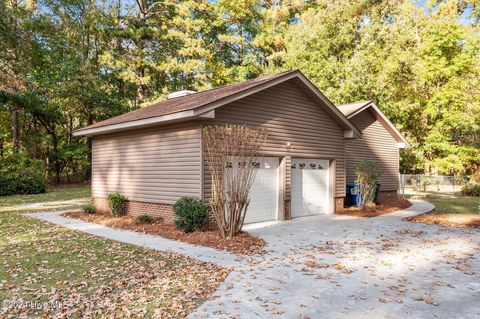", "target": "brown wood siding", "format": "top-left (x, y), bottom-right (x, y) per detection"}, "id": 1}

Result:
top-left (202, 80), bottom-right (346, 199)
top-left (92, 122), bottom-right (202, 204)
top-left (345, 109), bottom-right (400, 191)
